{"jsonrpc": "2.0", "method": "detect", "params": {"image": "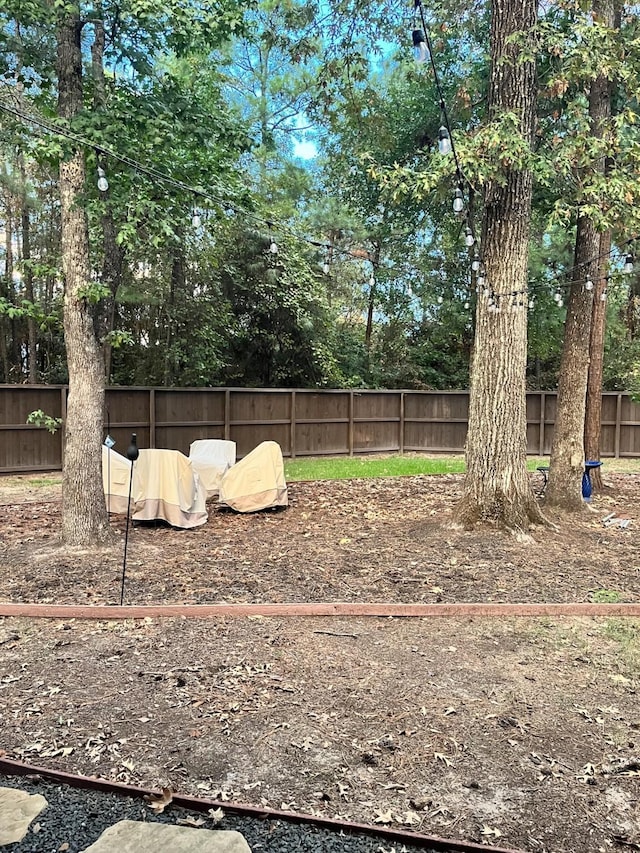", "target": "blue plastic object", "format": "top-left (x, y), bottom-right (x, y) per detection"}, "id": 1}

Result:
top-left (582, 460), bottom-right (603, 501)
